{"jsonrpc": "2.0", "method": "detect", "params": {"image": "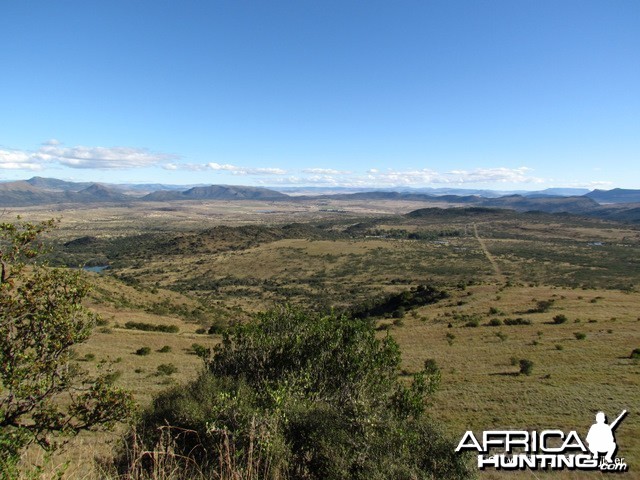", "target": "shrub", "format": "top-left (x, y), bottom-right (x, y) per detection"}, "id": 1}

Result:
top-left (392, 316), bottom-right (405, 327)
top-left (208, 320), bottom-right (226, 335)
top-left (487, 318), bottom-right (502, 327)
top-left (135, 347), bottom-right (151, 356)
top-left (630, 348), bottom-right (640, 359)
top-left (0, 218), bottom-right (133, 471)
top-left (122, 307), bottom-right (472, 479)
top-left (519, 359), bottom-right (534, 375)
top-left (104, 370), bottom-right (123, 384)
top-left (191, 343), bottom-right (210, 358)
top-left (529, 299), bottom-right (554, 313)
top-left (156, 363), bottom-right (178, 376)
top-left (574, 332), bottom-right (587, 340)
top-left (552, 314), bottom-right (568, 324)
top-left (157, 345), bottom-right (172, 353)
top-left (124, 321), bottom-right (179, 333)
top-left (423, 358), bottom-right (439, 375)
top-left (504, 317), bottom-right (531, 326)
top-left (464, 319), bottom-right (479, 328)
